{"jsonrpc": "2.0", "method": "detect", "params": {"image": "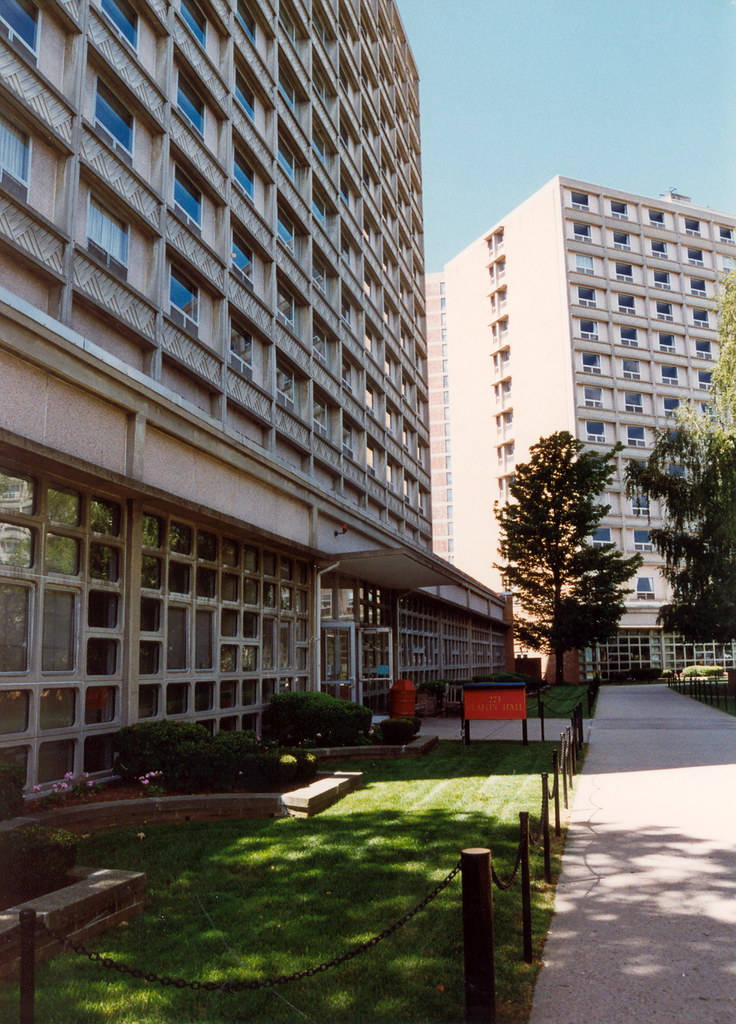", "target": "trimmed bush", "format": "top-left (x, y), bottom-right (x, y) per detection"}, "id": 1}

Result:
top-left (0, 825), bottom-right (79, 908)
top-left (260, 752), bottom-right (299, 784)
top-left (113, 721), bottom-right (212, 783)
top-left (378, 717), bottom-right (417, 745)
top-left (0, 761), bottom-right (25, 821)
top-left (417, 680), bottom-right (447, 698)
top-left (263, 691), bottom-right (372, 747)
top-left (682, 665), bottom-right (725, 680)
